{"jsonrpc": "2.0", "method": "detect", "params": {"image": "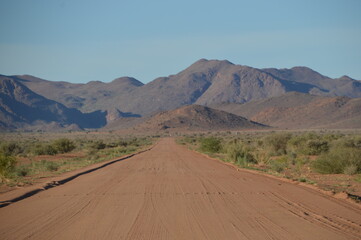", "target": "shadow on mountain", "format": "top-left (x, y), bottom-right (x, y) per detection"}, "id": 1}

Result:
top-left (0, 77), bottom-right (107, 130)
